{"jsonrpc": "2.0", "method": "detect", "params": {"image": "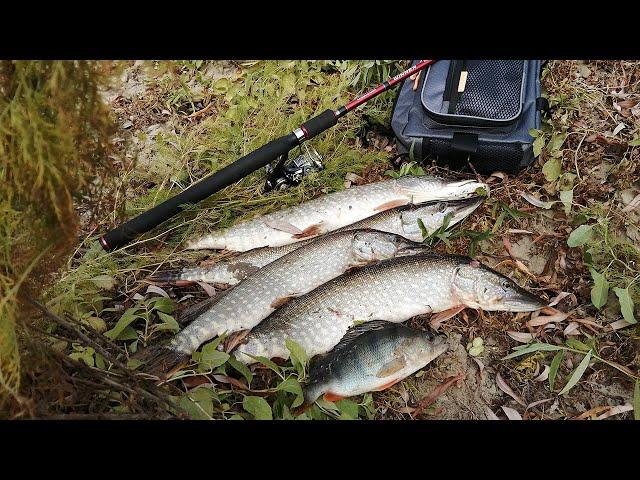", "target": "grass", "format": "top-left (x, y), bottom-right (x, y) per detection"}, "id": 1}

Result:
top-left (6, 59), bottom-right (639, 420)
